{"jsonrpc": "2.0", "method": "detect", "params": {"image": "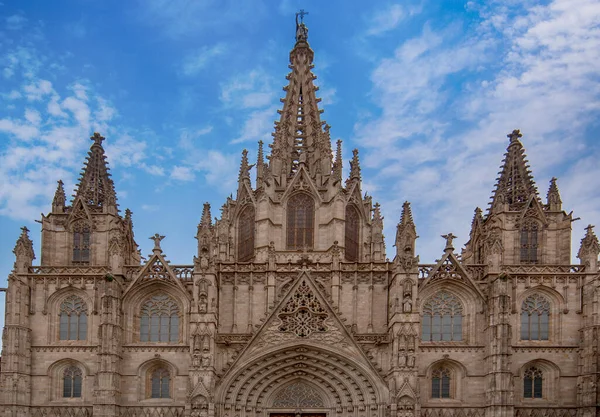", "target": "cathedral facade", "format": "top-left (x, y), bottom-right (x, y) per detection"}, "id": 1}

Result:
top-left (2, 20), bottom-right (600, 417)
